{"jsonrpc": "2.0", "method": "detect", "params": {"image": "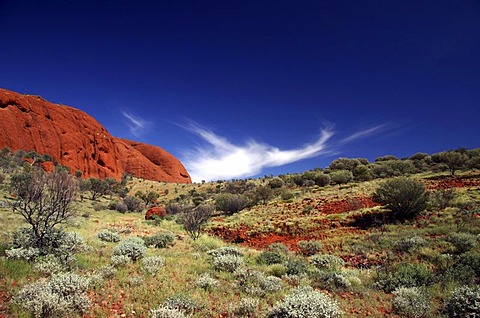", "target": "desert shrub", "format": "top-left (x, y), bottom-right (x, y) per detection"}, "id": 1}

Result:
top-left (215, 193), bottom-right (249, 215)
top-left (213, 254), bottom-right (244, 272)
top-left (191, 235), bottom-right (223, 252)
top-left (281, 190), bottom-right (295, 201)
top-left (207, 246), bottom-right (243, 258)
top-left (124, 195), bottom-right (143, 212)
top-left (268, 177), bottom-right (285, 189)
top-left (195, 273), bottom-right (218, 291)
top-left (143, 232), bottom-right (176, 248)
top-left (447, 232), bottom-right (477, 254)
top-left (313, 172), bottom-right (331, 187)
top-left (150, 306), bottom-right (186, 318)
top-left (95, 265), bottom-right (117, 279)
top-left (377, 263), bottom-right (432, 292)
top-left (165, 203), bottom-right (184, 215)
top-left (267, 264), bottom-right (287, 277)
top-left (311, 271), bottom-right (351, 290)
top-left (267, 285), bottom-right (341, 318)
top-left (373, 177), bottom-right (427, 220)
top-left (6, 247), bottom-right (40, 262)
top-left (97, 229), bottom-right (121, 243)
top-left (329, 170), bottom-right (353, 185)
top-left (234, 268), bottom-right (283, 296)
top-left (111, 255), bottom-right (131, 267)
top-left (457, 252), bottom-right (480, 276)
top-left (113, 238), bottom-right (146, 261)
top-left (285, 258), bottom-right (309, 275)
top-left (128, 275), bottom-right (145, 286)
top-left (268, 242), bottom-right (289, 254)
top-left (429, 188), bottom-right (456, 210)
top-left (115, 202), bottom-right (128, 213)
top-left (230, 297), bottom-right (258, 317)
top-left (353, 165), bottom-right (374, 181)
top-left (297, 240), bottom-right (323, 256)
top-left (14, 272), bottom-right (91, 318)
top-left (392, 287), bottom-right (431, 318)
top-left (142, 256), bottom-right (165, 275)
top-left (182, 204), bottom-right (212, 240)
top-left (394, 236), bottom-right (428, 253)
top-left (444, 264), bottom-right (476, 285)
top-left (444, 285), bottom-right (480, 318)
top-left (310, 254), bottom-right (345, 271)
top-left (257, 251), bottom-right (286, 265)
top-left (33, 255), bottom-right (65, 276)
top-left (163, 294), bottom-right (200, 315)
